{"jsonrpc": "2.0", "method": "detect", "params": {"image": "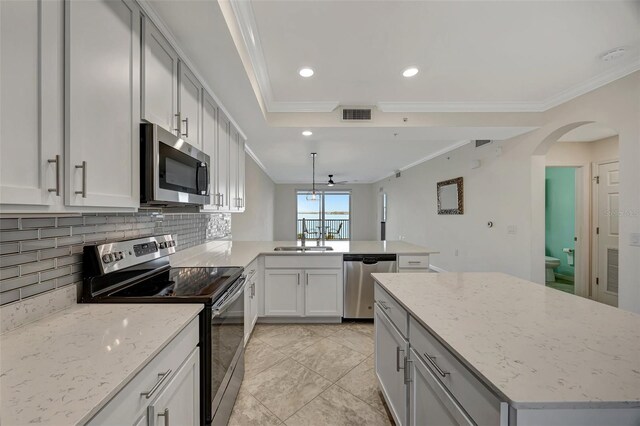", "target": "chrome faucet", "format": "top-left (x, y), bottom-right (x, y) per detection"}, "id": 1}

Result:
top-left (301, 218), bottom-right (306, 246)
